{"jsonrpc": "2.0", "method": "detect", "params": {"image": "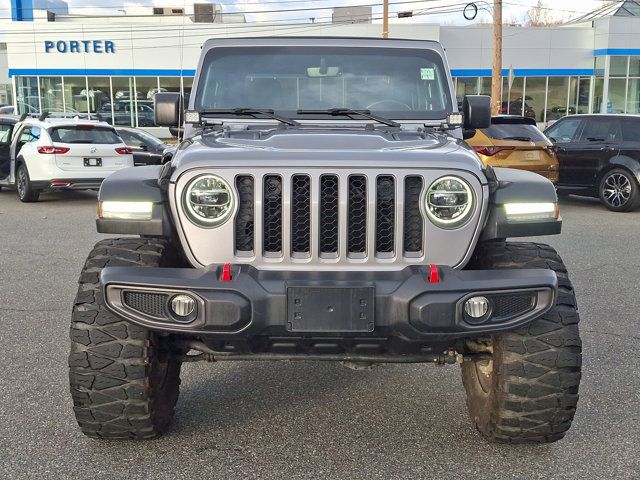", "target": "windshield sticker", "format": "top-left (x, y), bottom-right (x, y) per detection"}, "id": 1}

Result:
top-left (421, 68), bottom-right (435, 81)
